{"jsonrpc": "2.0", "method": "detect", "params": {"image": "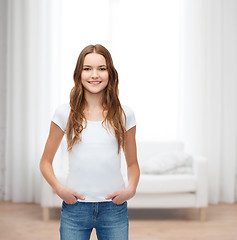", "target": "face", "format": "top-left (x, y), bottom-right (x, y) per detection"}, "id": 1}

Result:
top-left (81, 53), bottom-right (109, 95)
